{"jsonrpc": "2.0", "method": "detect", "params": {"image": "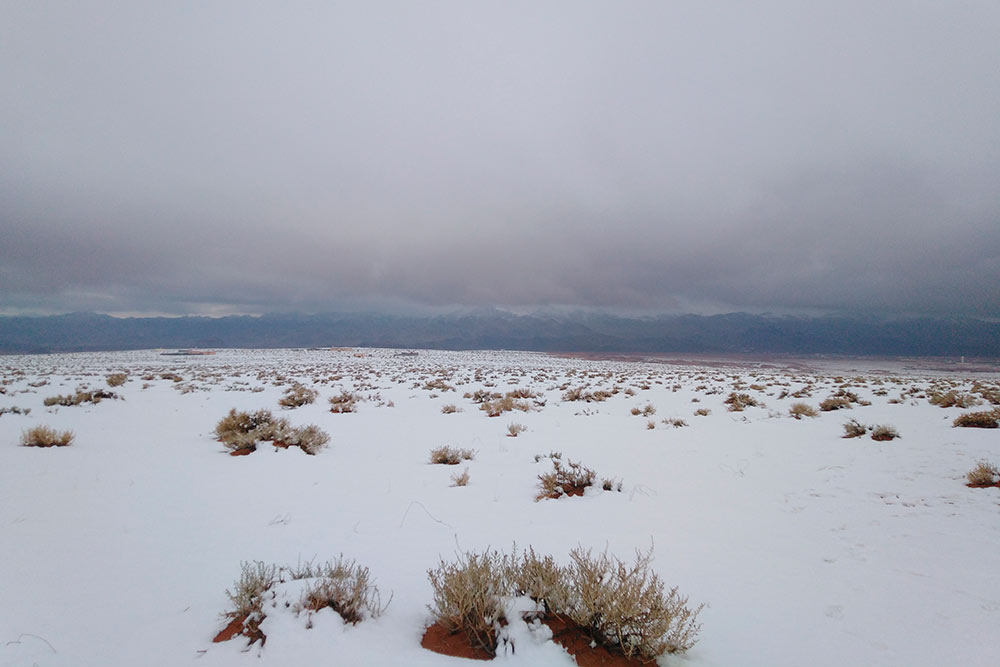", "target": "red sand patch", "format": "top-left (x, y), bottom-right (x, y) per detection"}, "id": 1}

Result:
top-left (229, 447), bottom-right (254, 456)
top-left (421, 622), bottom-right (493, 661)
top-left (966, 481), bottom-right (1000, 489)
top-left (542, 616), bottom-right (650, 667)
top-left (536, 485), bottom-right (590, 501)
top-left (213, 613), bottom-right (265, 645)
